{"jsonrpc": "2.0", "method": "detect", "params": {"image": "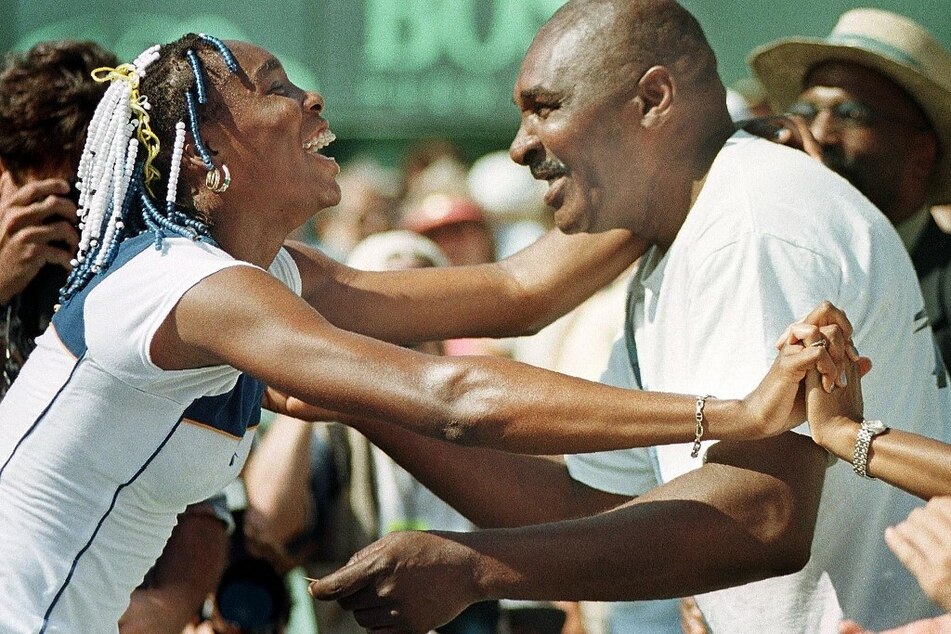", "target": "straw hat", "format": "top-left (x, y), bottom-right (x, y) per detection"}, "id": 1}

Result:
top-left (748, 8), bottom-right (951, 203)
